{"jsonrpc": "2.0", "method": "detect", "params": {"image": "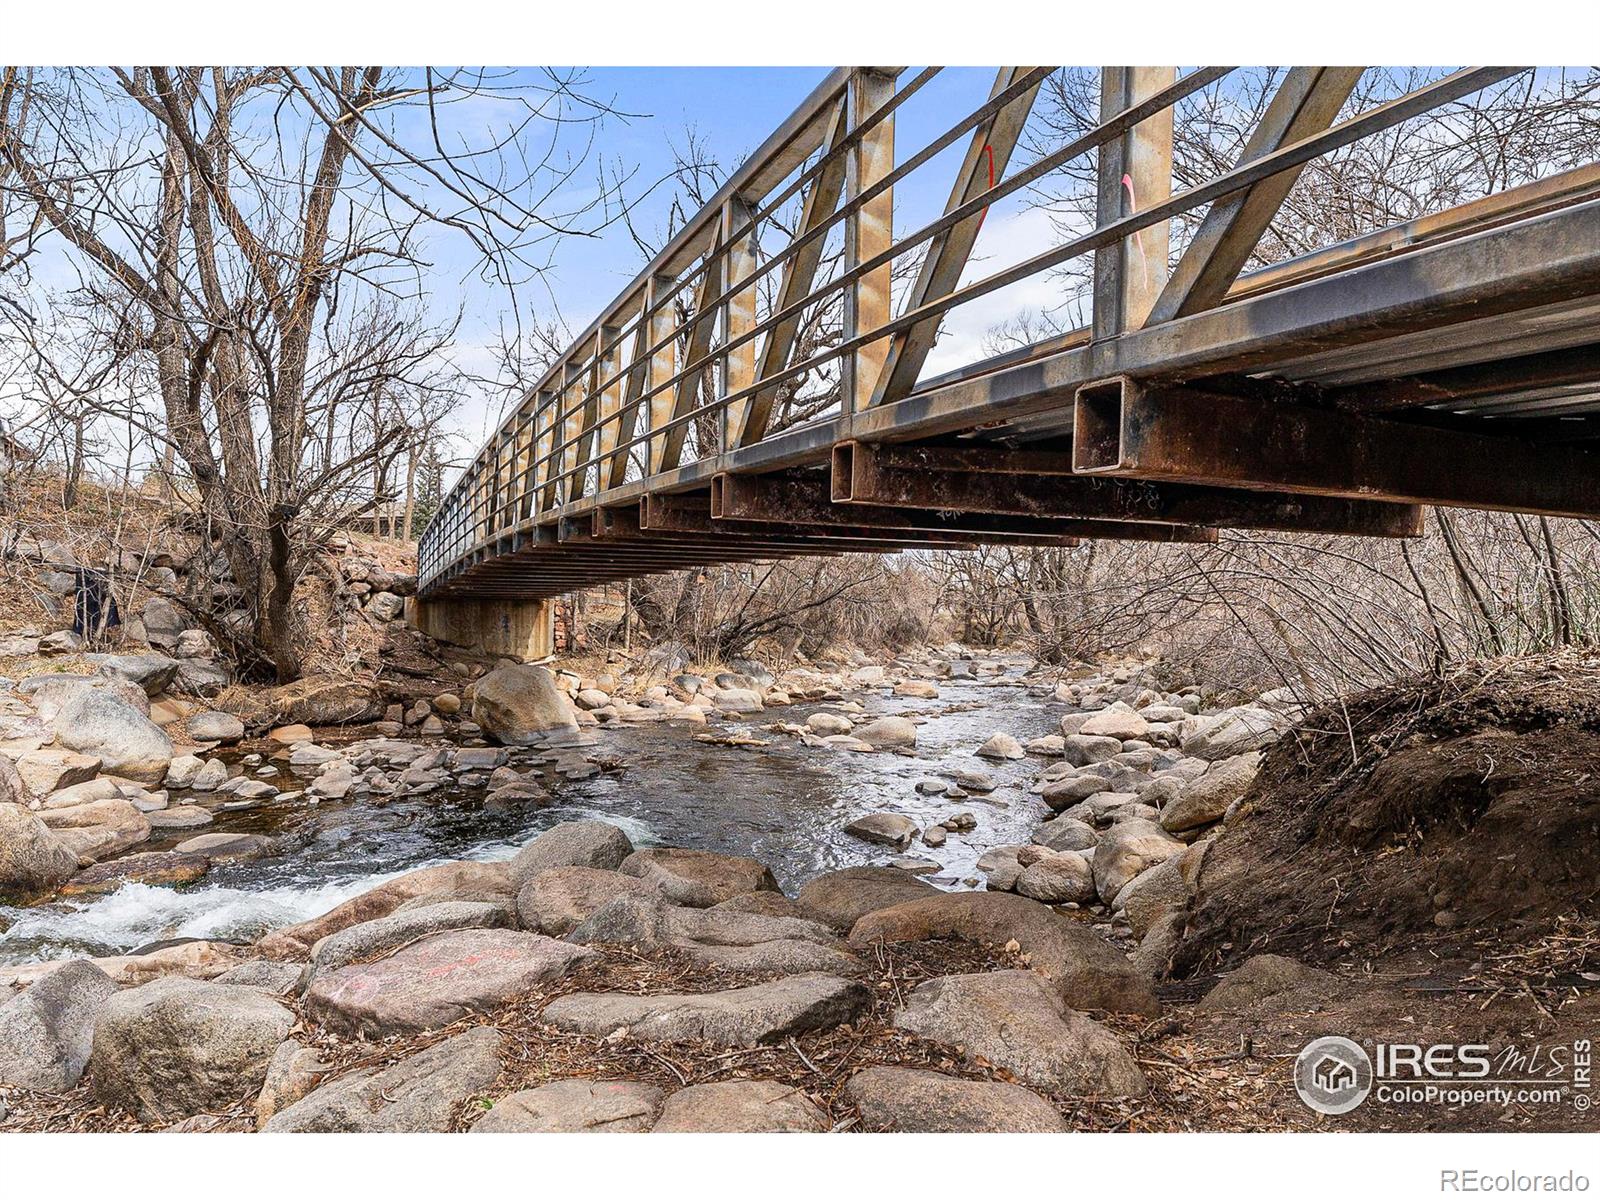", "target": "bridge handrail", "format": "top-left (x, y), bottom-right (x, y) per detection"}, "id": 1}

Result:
top-left (420, 64), bottom-right (1557, 590)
